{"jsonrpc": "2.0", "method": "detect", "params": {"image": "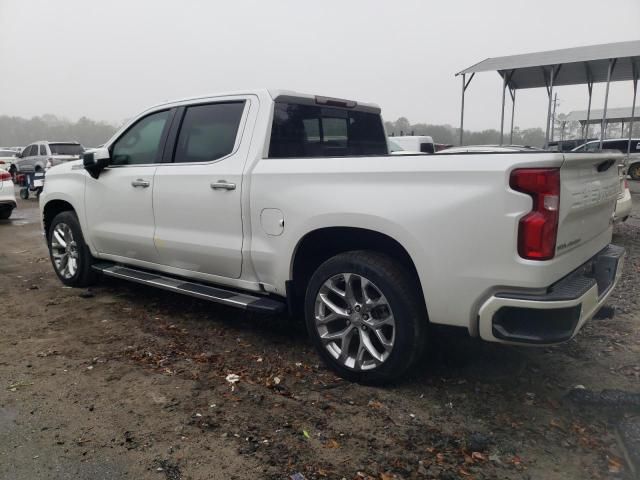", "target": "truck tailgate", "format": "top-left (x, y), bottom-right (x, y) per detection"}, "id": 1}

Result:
top-left (556, 152), bottom-right (621, 257)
